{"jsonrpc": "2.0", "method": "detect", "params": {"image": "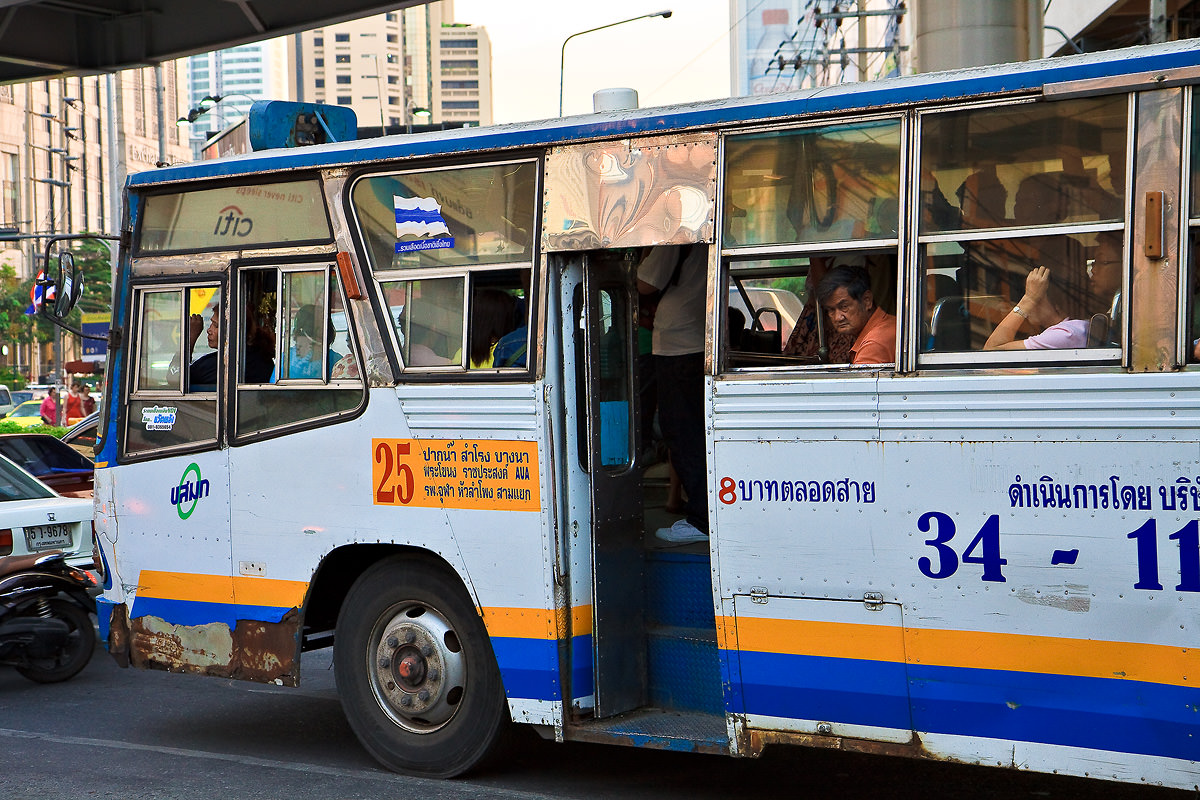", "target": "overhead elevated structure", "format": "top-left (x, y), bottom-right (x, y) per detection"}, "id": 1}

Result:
top-left (0, 0), bottom-right (426, 84)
